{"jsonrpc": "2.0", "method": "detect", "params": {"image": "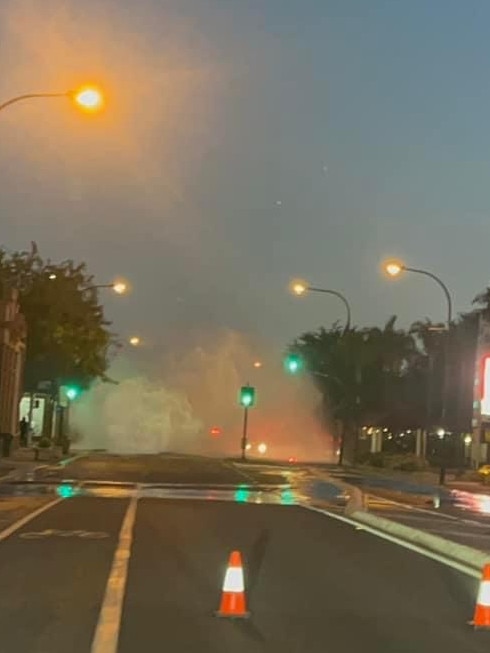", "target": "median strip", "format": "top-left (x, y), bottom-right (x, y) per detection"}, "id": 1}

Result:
top-left (304, 468), bottom-right (490, 578)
